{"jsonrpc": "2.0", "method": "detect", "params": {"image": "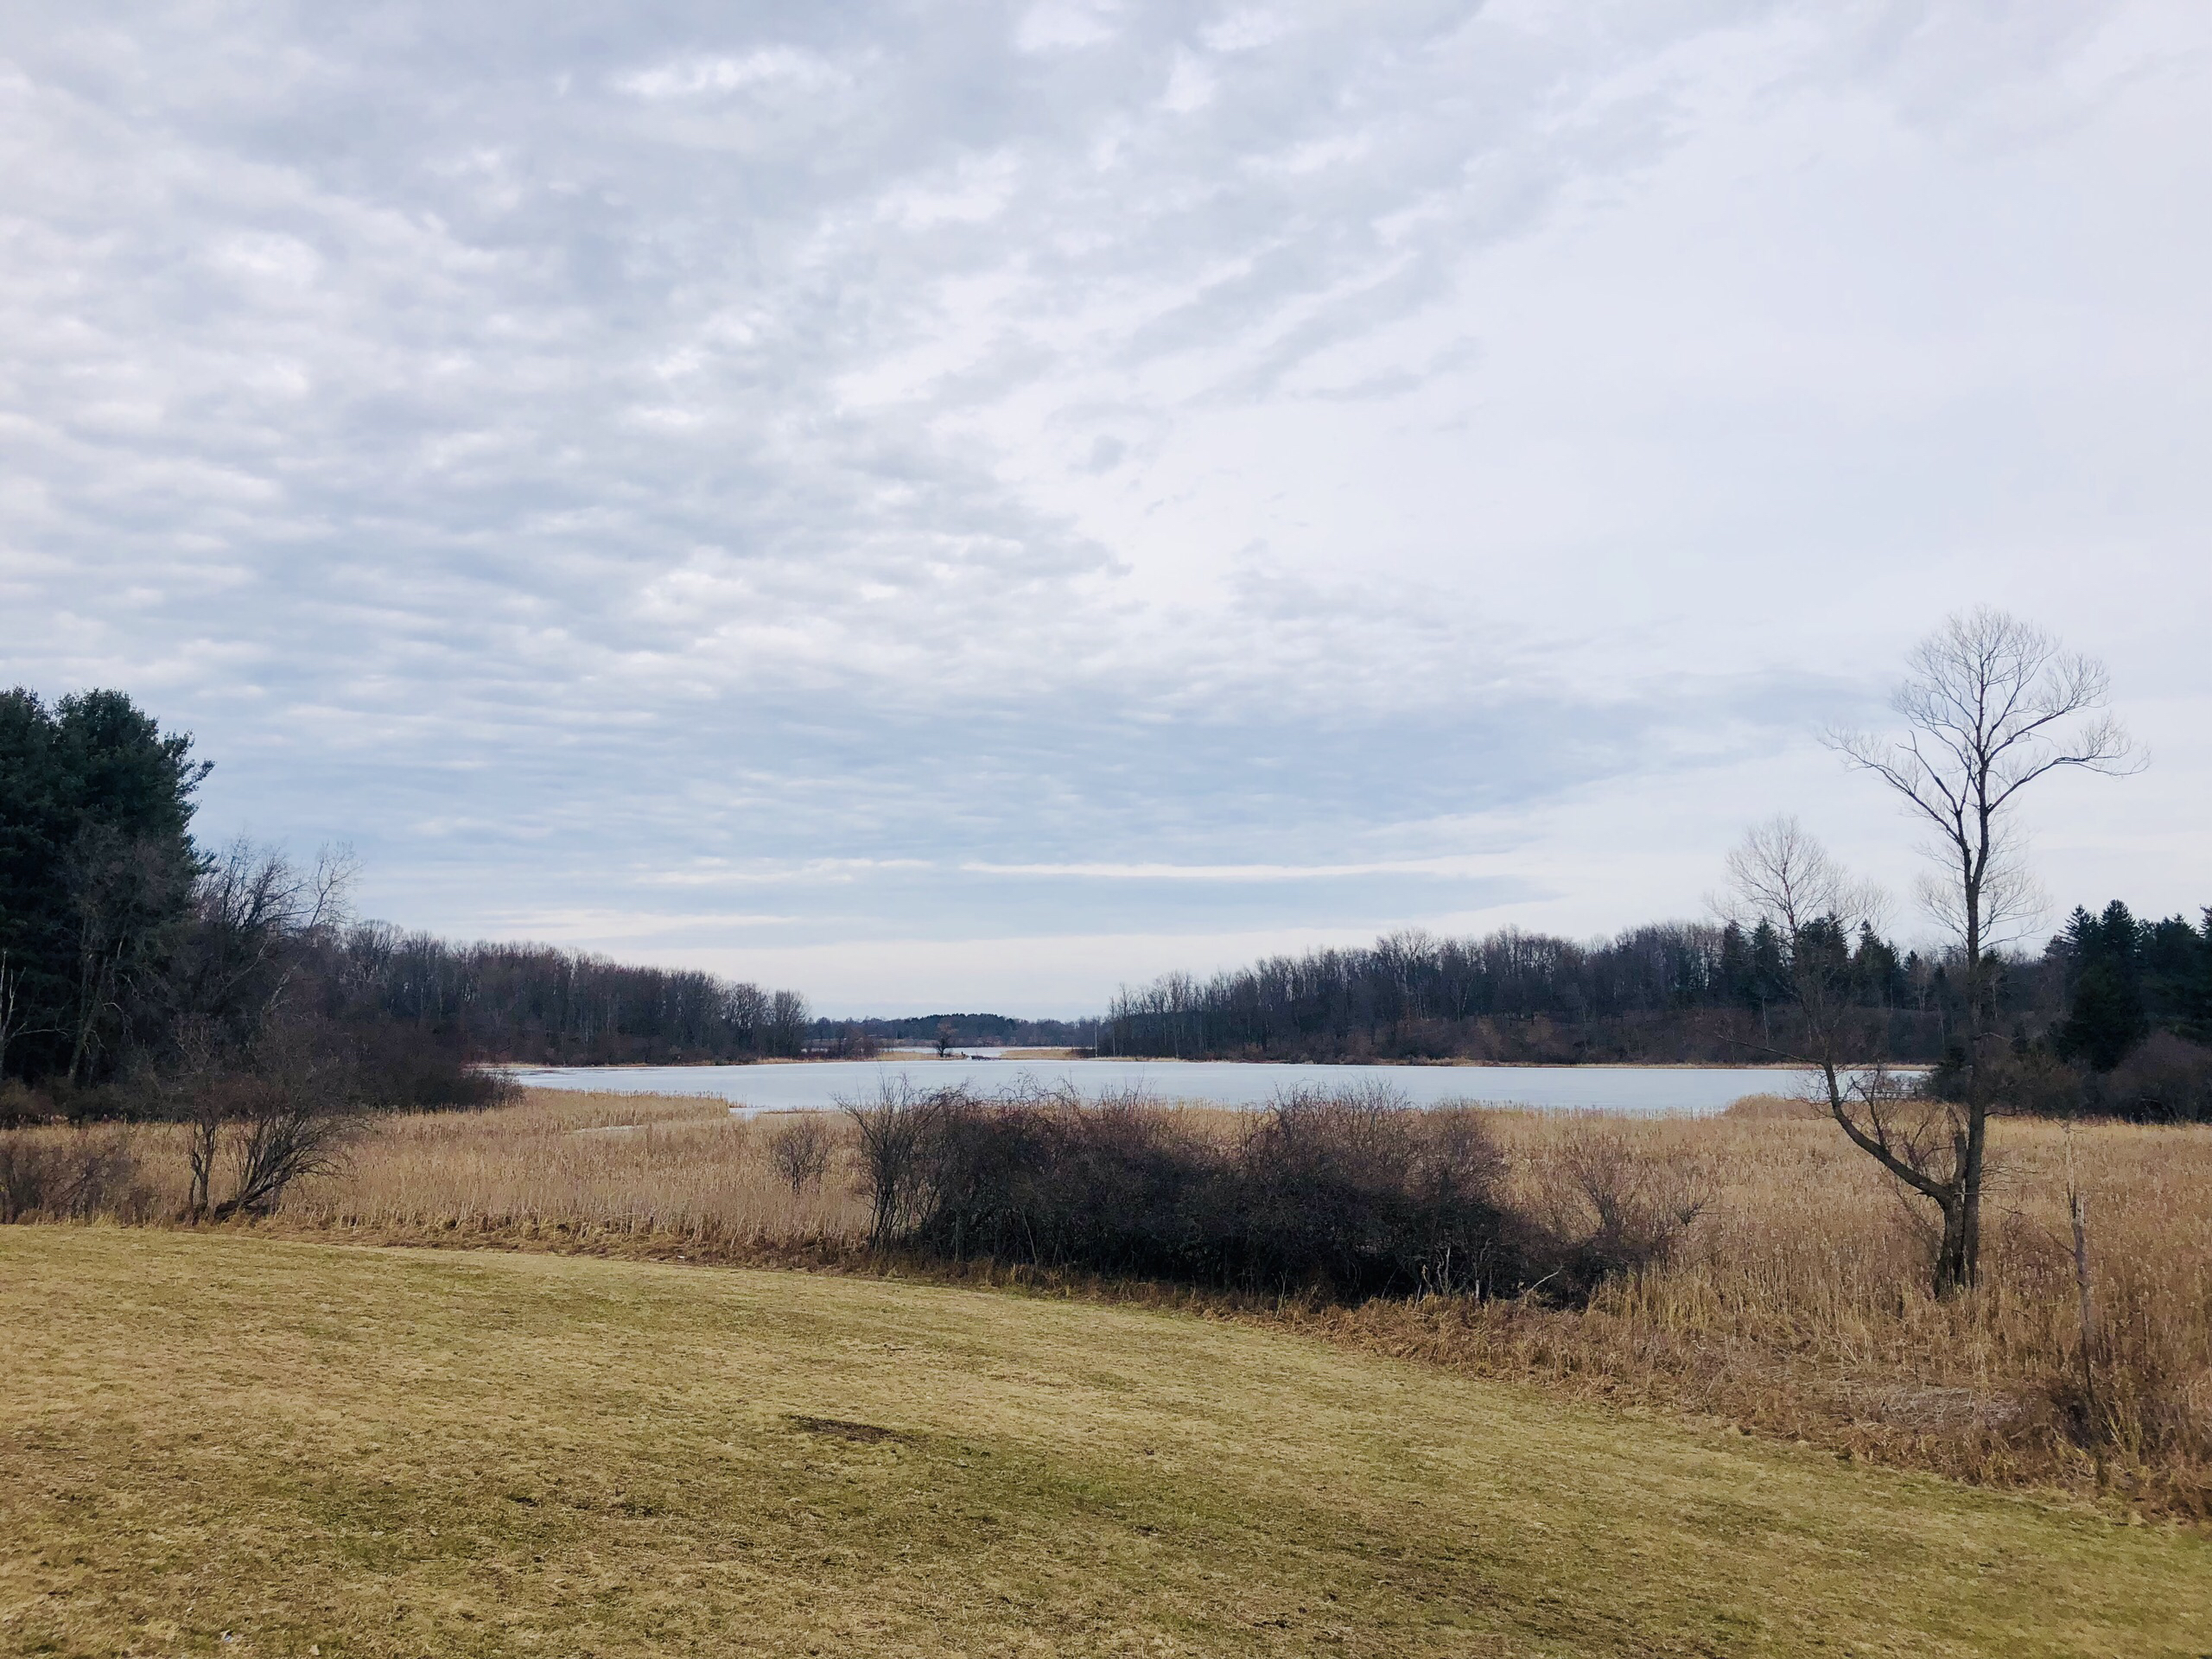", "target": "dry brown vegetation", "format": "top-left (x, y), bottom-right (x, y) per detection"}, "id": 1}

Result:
top-left (6, 1085), bottom-right (2209, 1519)
top-left (1311, 1104), bottom-right (2212, 1519)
